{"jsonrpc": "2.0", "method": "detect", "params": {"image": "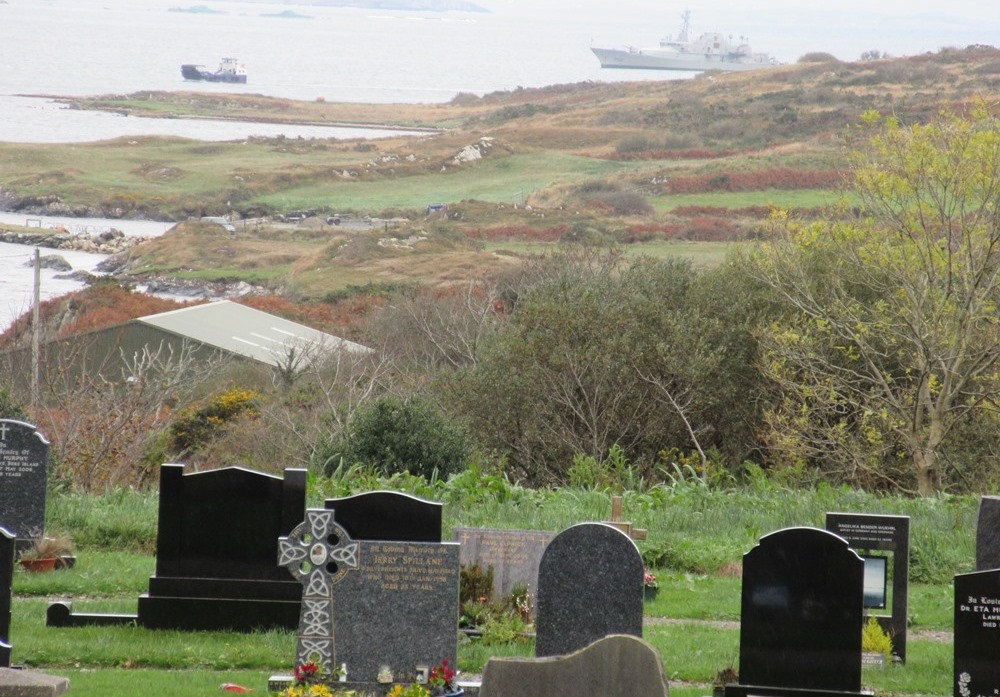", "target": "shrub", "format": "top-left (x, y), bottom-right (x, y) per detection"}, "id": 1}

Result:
top-left (798, 52), bottom-right (841, 63)
top-left (616, 135), bottom-right (653, 155)
top-left (168, 388), bottom-right (261, 454)
top-left (338, 394), bottom-right (470, 480)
